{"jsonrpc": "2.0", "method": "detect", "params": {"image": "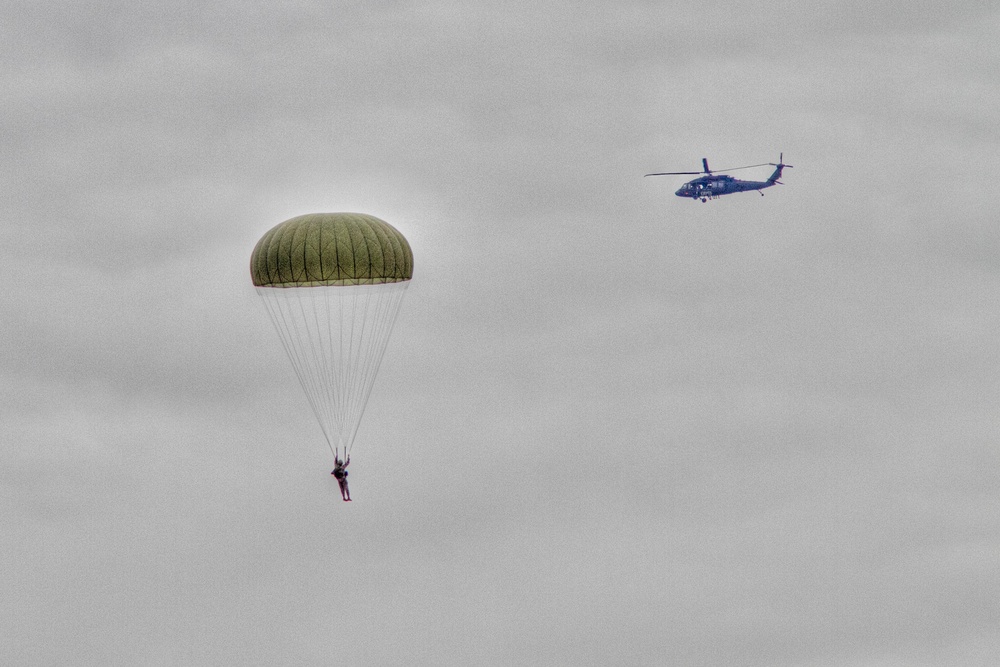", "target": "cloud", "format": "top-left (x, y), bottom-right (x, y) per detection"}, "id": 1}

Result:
top-left (4, 2), bottom-right (1000, 665)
